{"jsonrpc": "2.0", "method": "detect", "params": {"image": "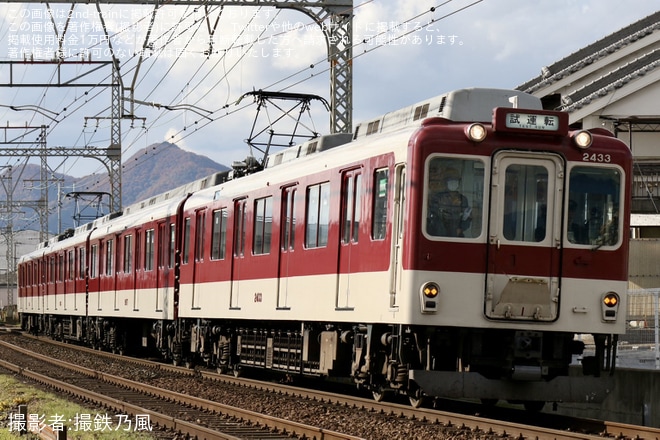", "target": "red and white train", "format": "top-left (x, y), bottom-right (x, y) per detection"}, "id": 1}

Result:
top-left (18, 88), bottom-right (631, 409)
